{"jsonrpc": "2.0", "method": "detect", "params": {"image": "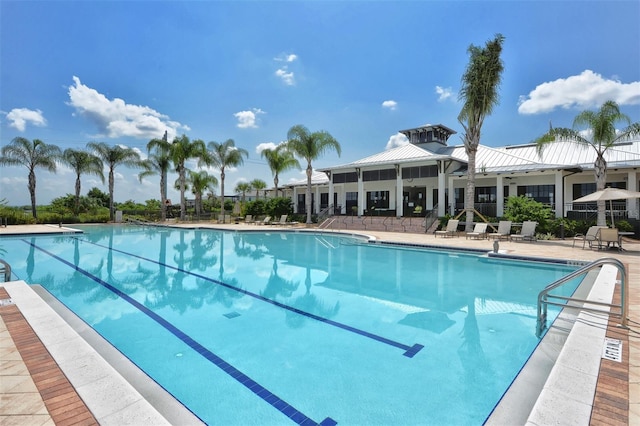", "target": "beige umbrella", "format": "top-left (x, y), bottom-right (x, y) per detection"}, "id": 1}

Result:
top-left (573, 187), bottom-right (640, 227)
